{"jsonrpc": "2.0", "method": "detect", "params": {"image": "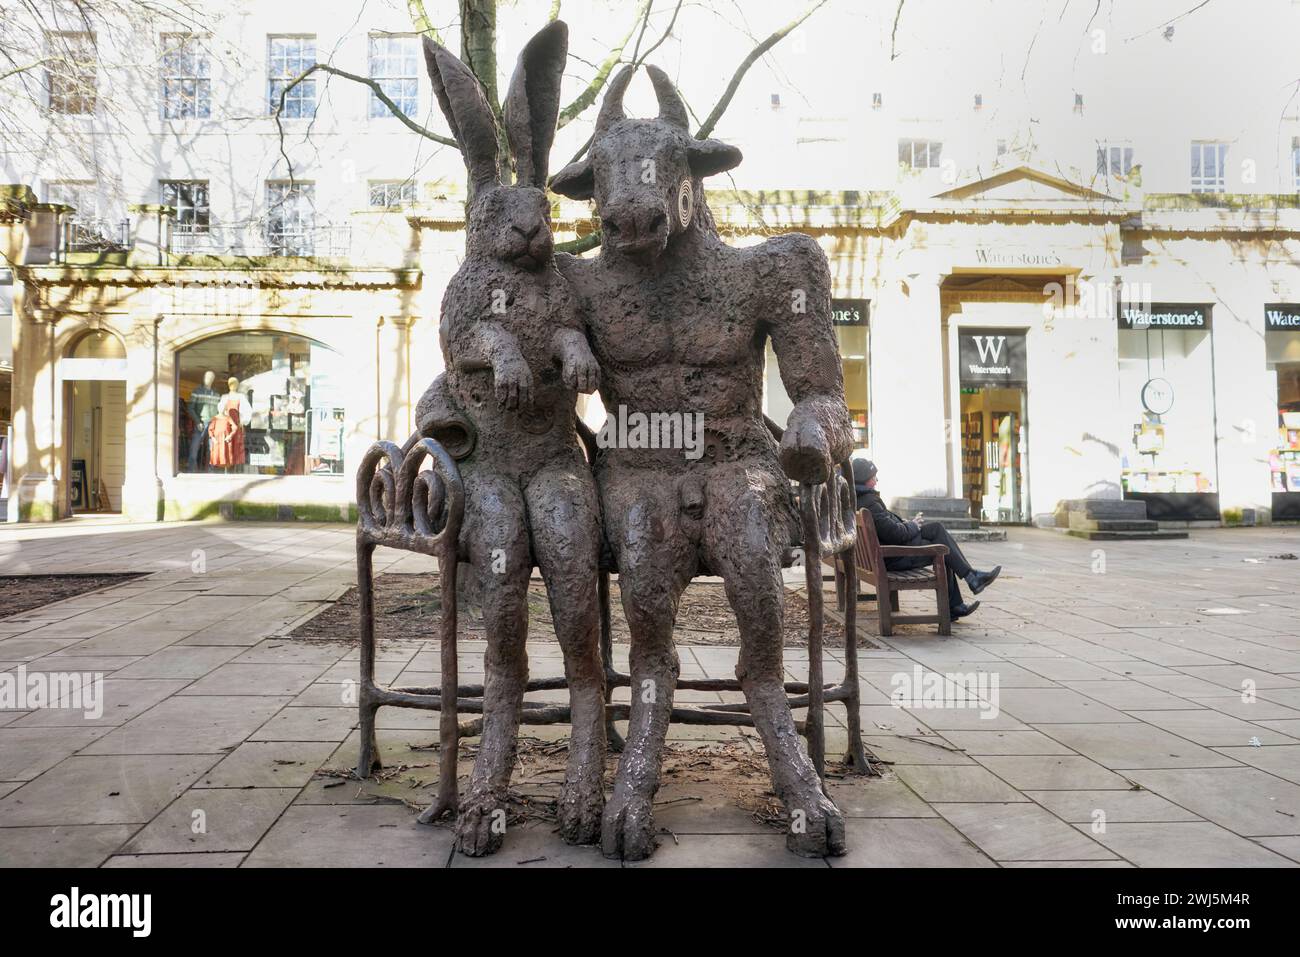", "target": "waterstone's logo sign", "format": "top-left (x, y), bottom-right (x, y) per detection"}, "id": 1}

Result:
top-left (1119, 302), bottom-right (1211, 330)
top-left (974, 247), bottom-right (1063, 268)
top-left (1265, 304), bottom-right (1300, 330)
top-left (831, 298), bottom-right (869, 326)
top-left (958, 331), bottom-right (1027, 386)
